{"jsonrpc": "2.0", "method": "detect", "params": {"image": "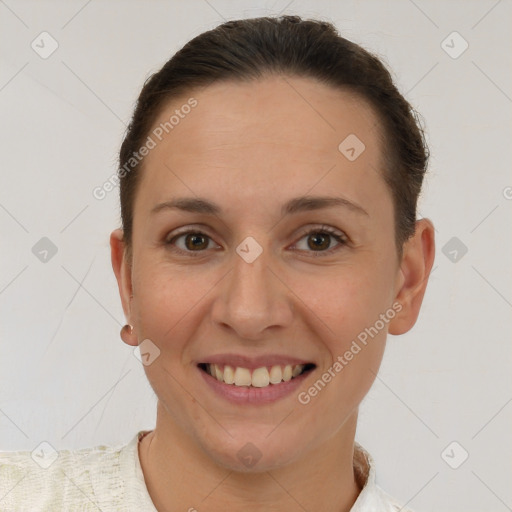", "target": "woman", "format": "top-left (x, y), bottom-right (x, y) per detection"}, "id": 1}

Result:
top-left (0, 15), bottom-right (435, 511)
